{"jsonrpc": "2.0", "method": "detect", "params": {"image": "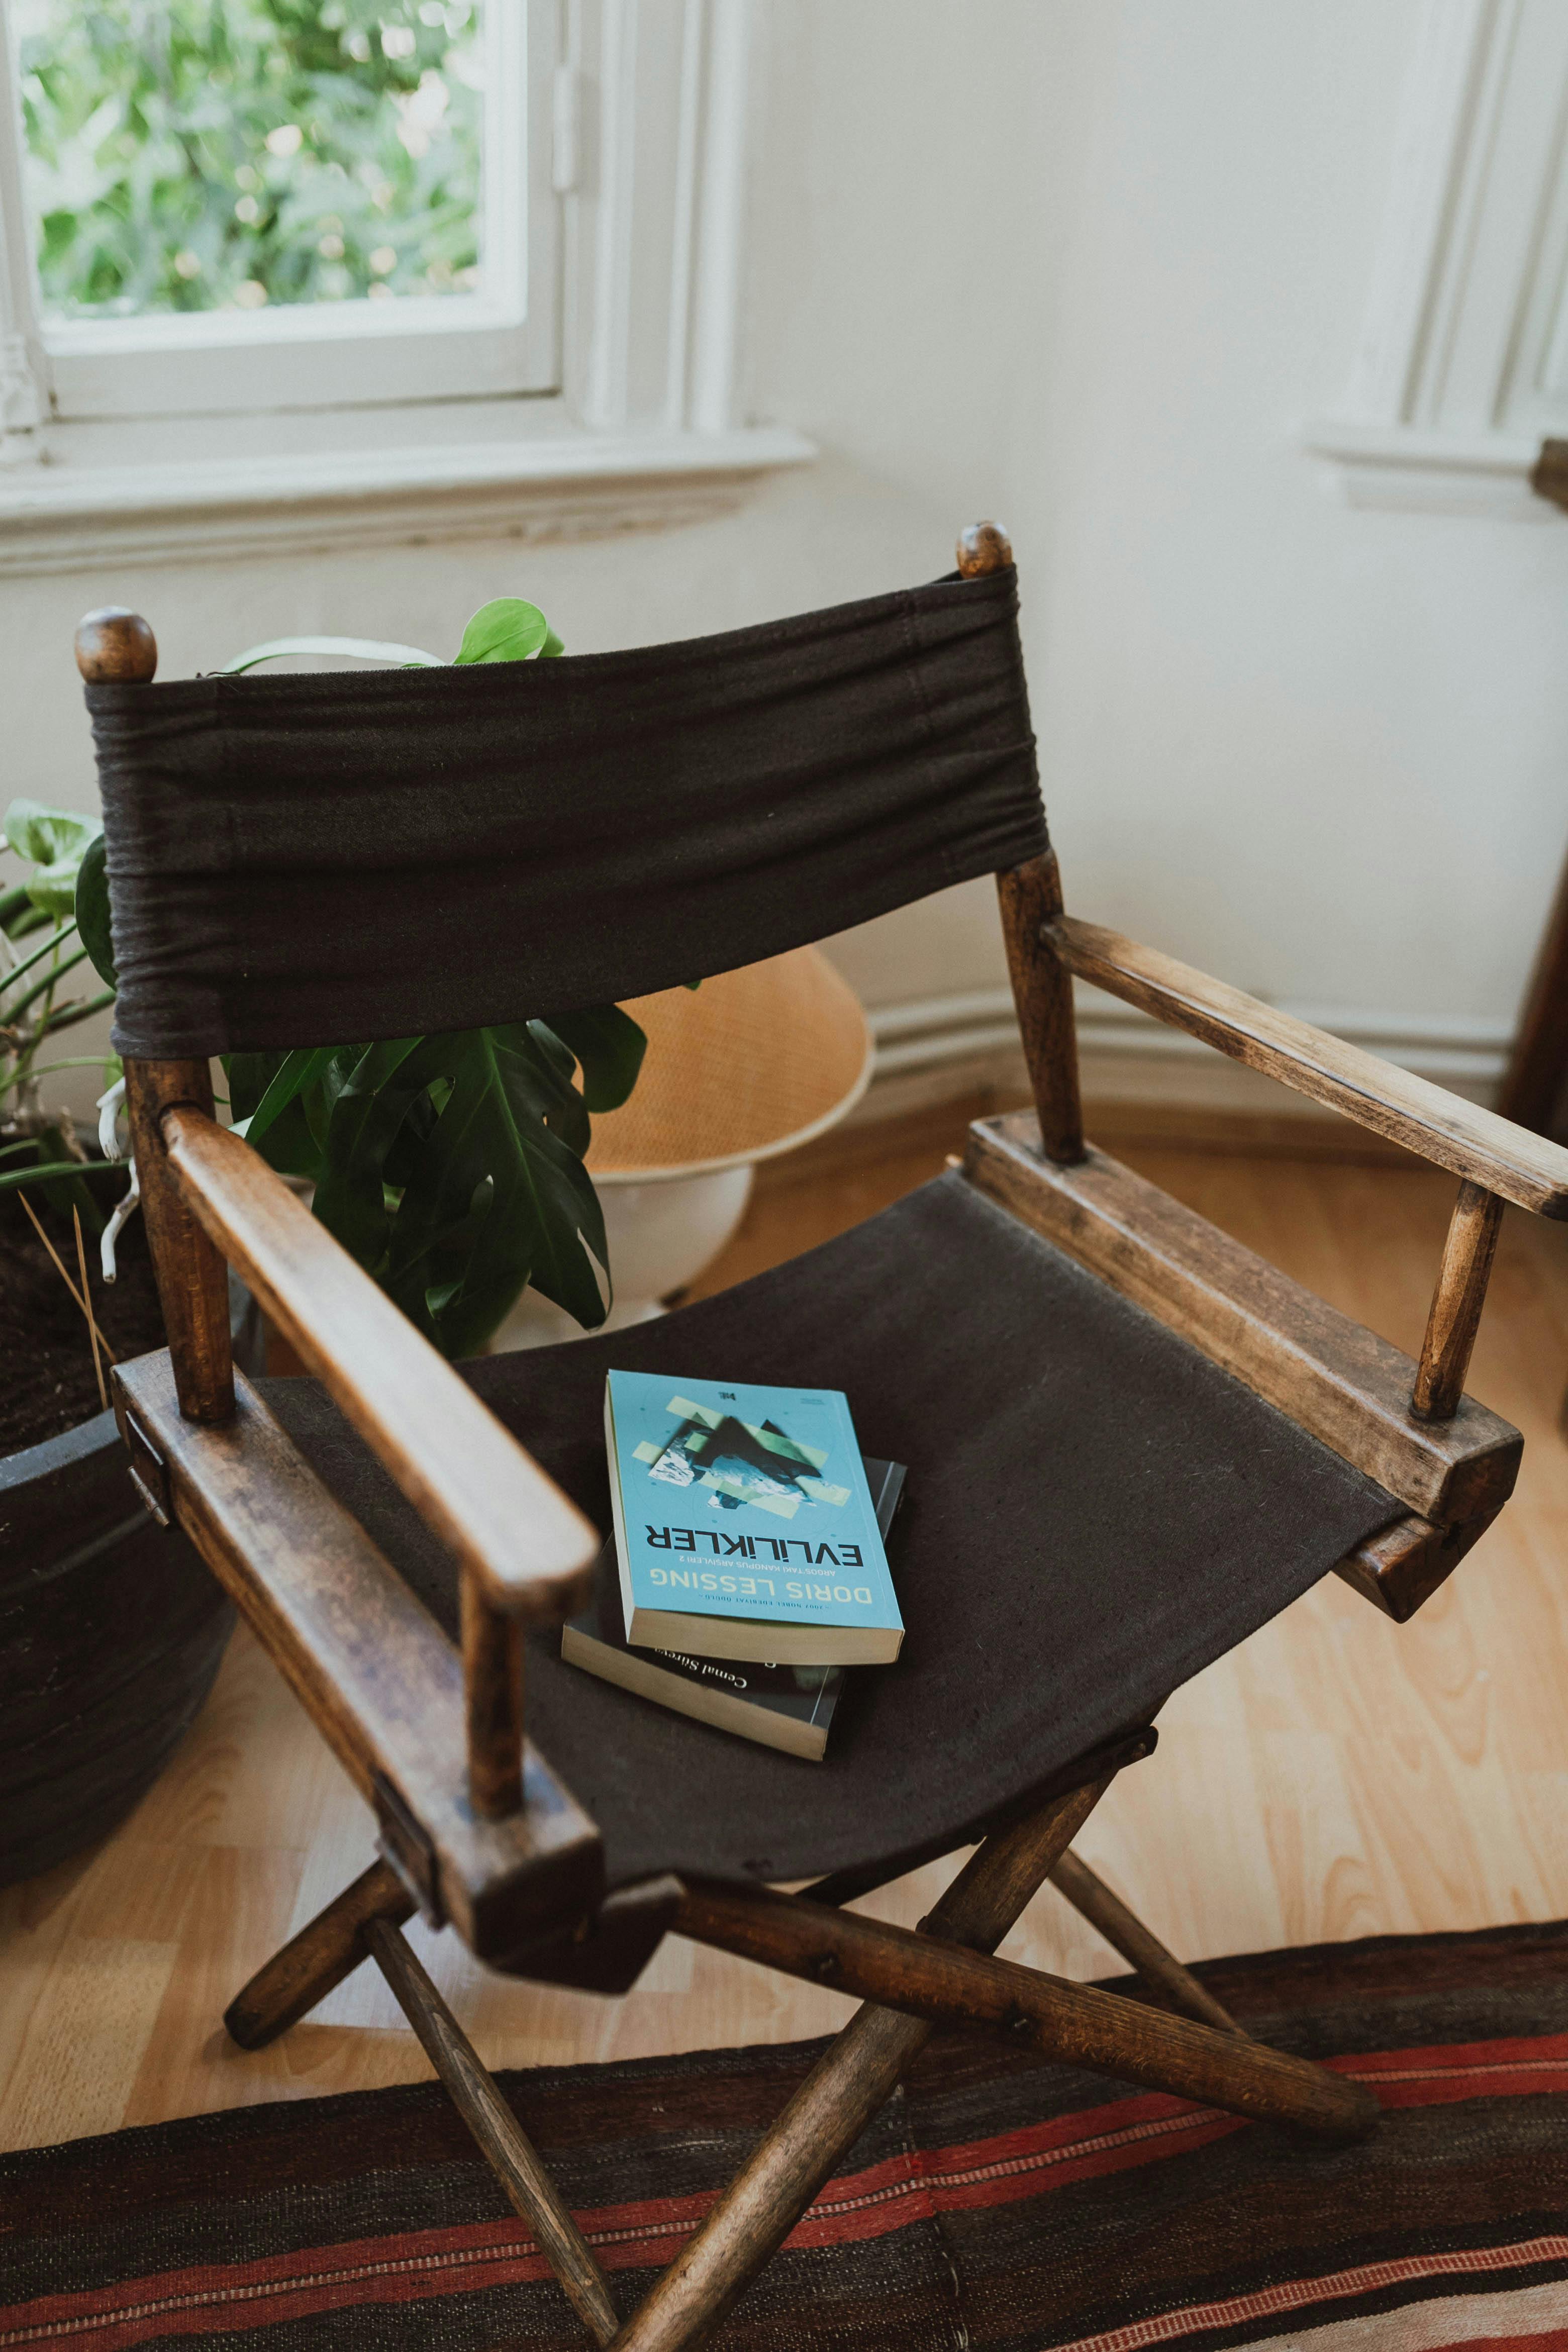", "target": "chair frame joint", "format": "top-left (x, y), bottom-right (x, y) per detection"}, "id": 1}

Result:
top-left (114, 1381), bottom-right (173, 1527)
